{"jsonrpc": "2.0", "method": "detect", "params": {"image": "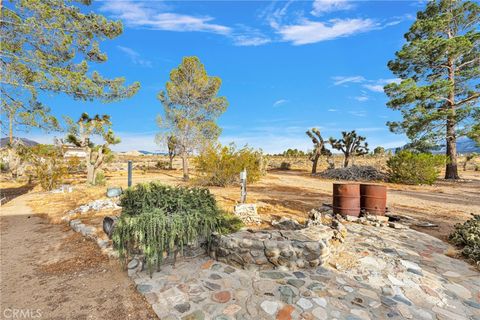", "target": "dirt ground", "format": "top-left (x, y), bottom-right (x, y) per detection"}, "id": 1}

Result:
top-left (48, 166), bottom-right (479, 242)
top-left (0, 194), bottom-right (157, 320)
top-left (1, 164), bottom-right (479, 319)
